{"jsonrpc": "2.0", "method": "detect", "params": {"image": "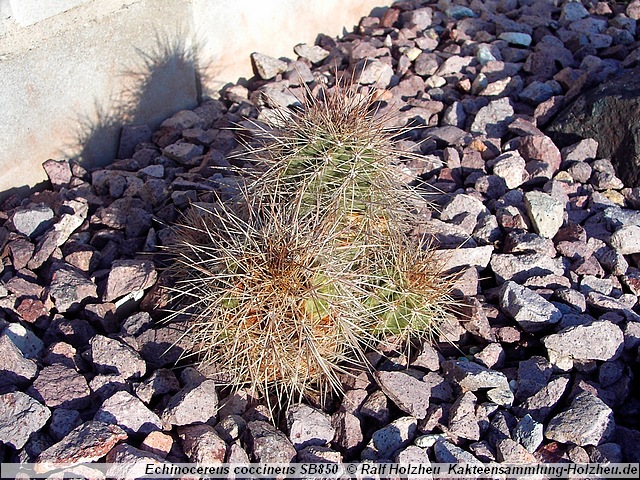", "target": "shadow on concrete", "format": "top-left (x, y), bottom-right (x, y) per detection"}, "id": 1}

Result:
top-left (60, 27), bottom-right (218, 170)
